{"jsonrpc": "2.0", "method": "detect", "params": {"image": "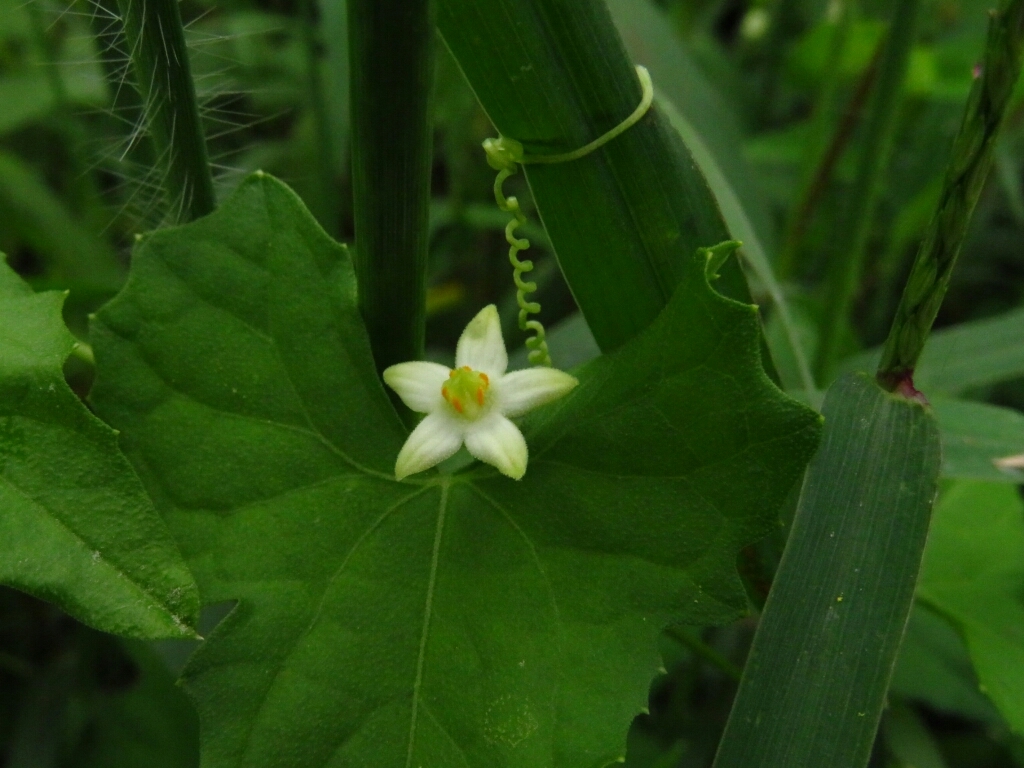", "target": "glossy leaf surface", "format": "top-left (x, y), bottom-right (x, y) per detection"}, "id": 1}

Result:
top-left (90, 174), bottom-right (820, 767)
top-left (0, 259), bottom-right (198, 638)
